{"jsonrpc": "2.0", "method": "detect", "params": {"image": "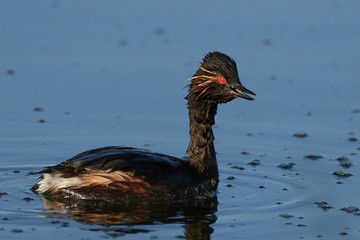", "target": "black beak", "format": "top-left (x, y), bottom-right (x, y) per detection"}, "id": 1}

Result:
top-left (233, 85), bottom-right (256, 101)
